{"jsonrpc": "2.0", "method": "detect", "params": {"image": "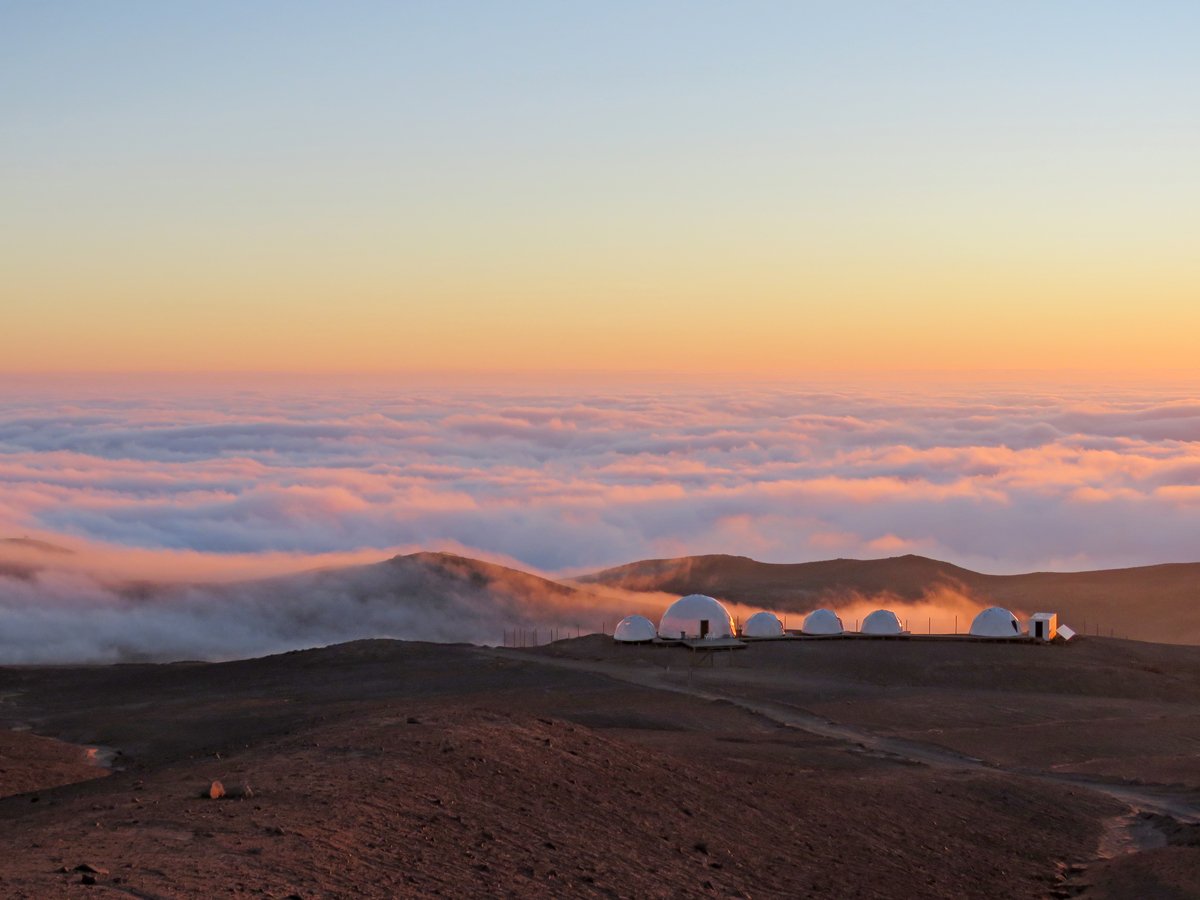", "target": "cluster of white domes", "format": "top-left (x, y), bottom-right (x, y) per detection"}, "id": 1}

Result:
top-left (612, 597), bottom-right (1028, 642)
